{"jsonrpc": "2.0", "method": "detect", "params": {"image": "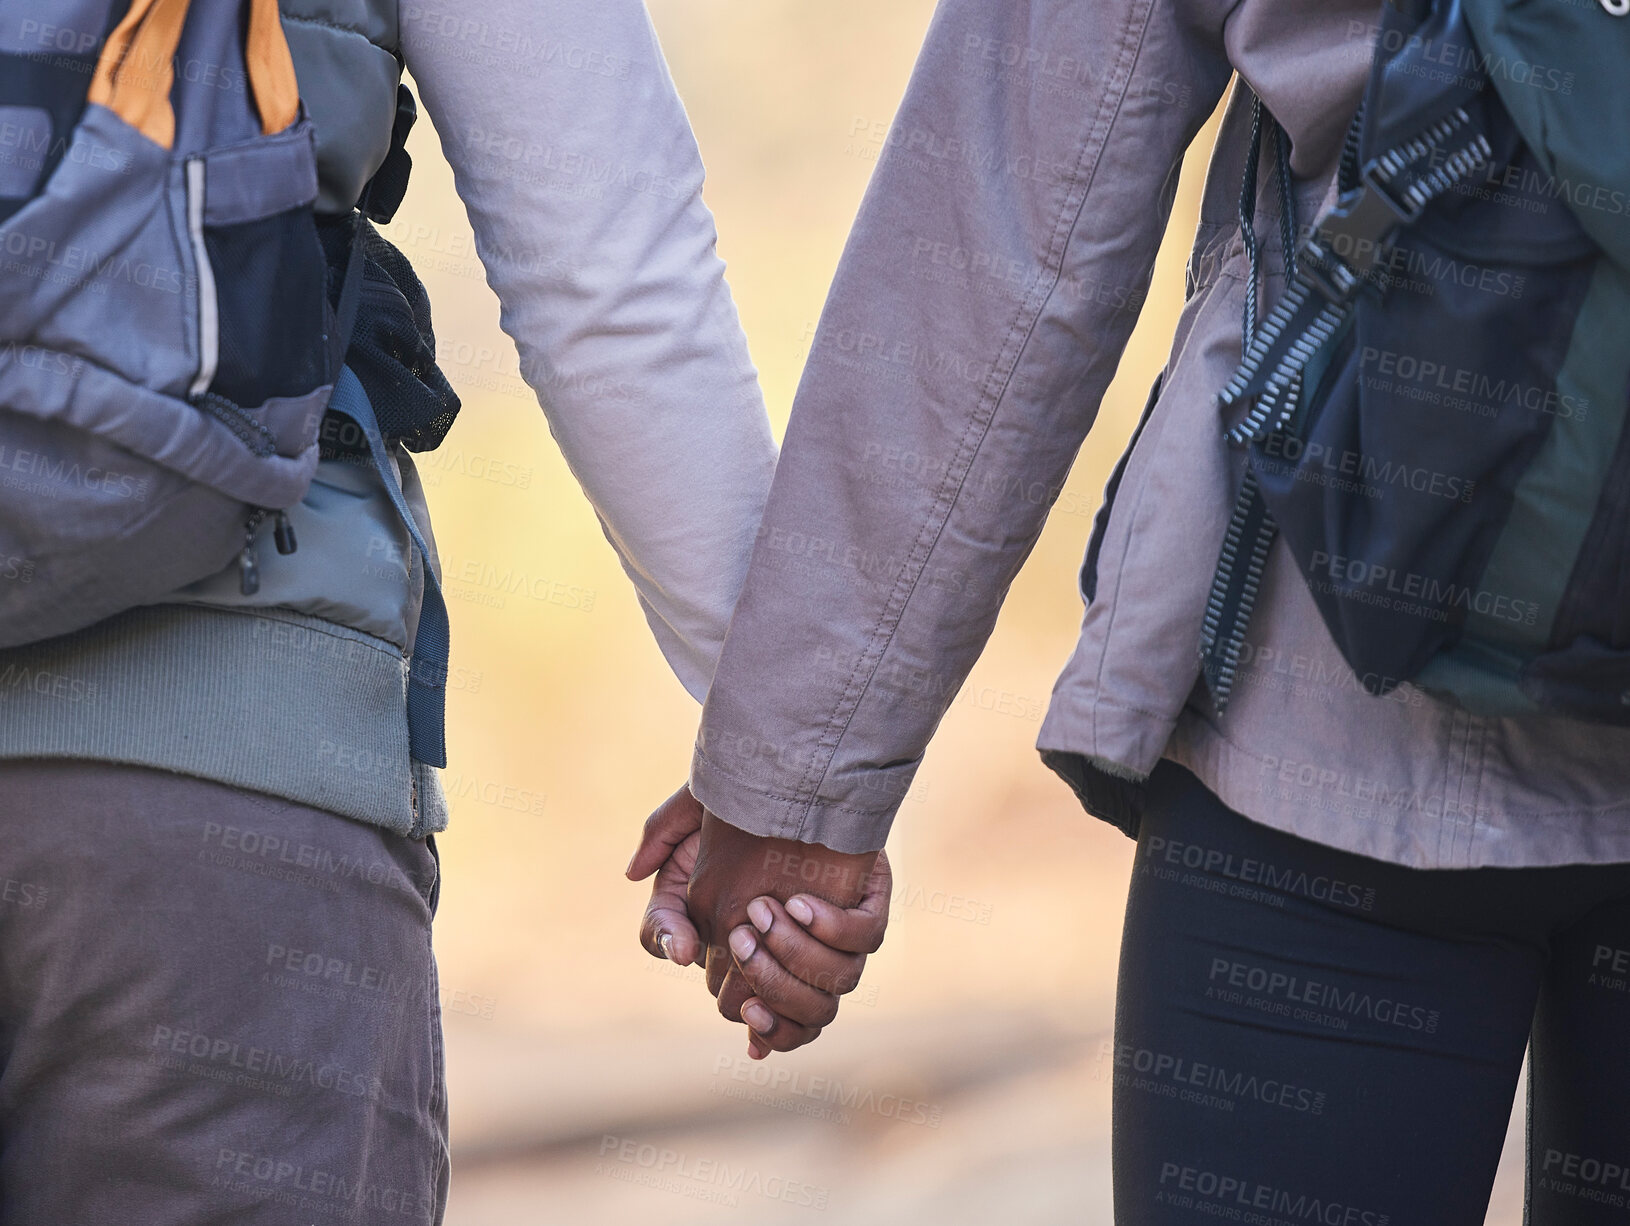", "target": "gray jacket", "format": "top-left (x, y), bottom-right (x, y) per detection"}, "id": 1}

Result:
top-left (690, 0), bottom-right (1630, 870)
